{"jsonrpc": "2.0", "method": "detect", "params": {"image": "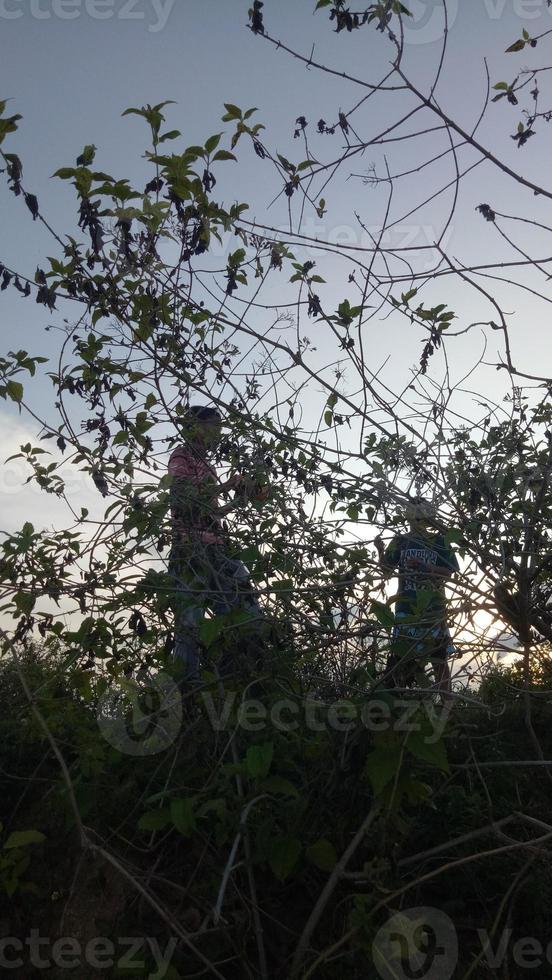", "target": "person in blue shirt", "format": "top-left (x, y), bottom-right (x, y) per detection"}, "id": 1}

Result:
top-left (375, 497), bottom-right (459, 697)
